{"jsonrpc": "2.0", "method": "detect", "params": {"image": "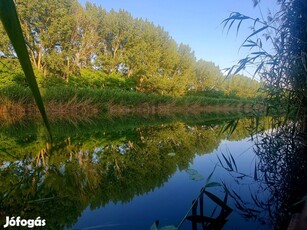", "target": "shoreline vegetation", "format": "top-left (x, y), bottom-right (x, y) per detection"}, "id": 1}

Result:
top-left (0, 86), bottom-right (262, 123)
